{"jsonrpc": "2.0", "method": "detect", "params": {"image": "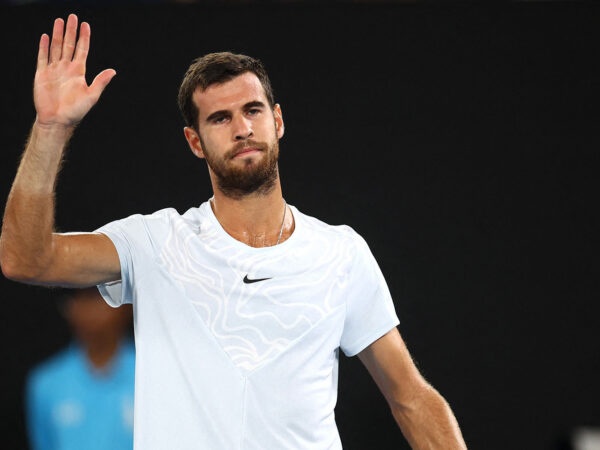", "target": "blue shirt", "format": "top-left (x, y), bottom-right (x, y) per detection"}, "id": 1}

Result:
top-left (26, 341), bottom-right (135, 450)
